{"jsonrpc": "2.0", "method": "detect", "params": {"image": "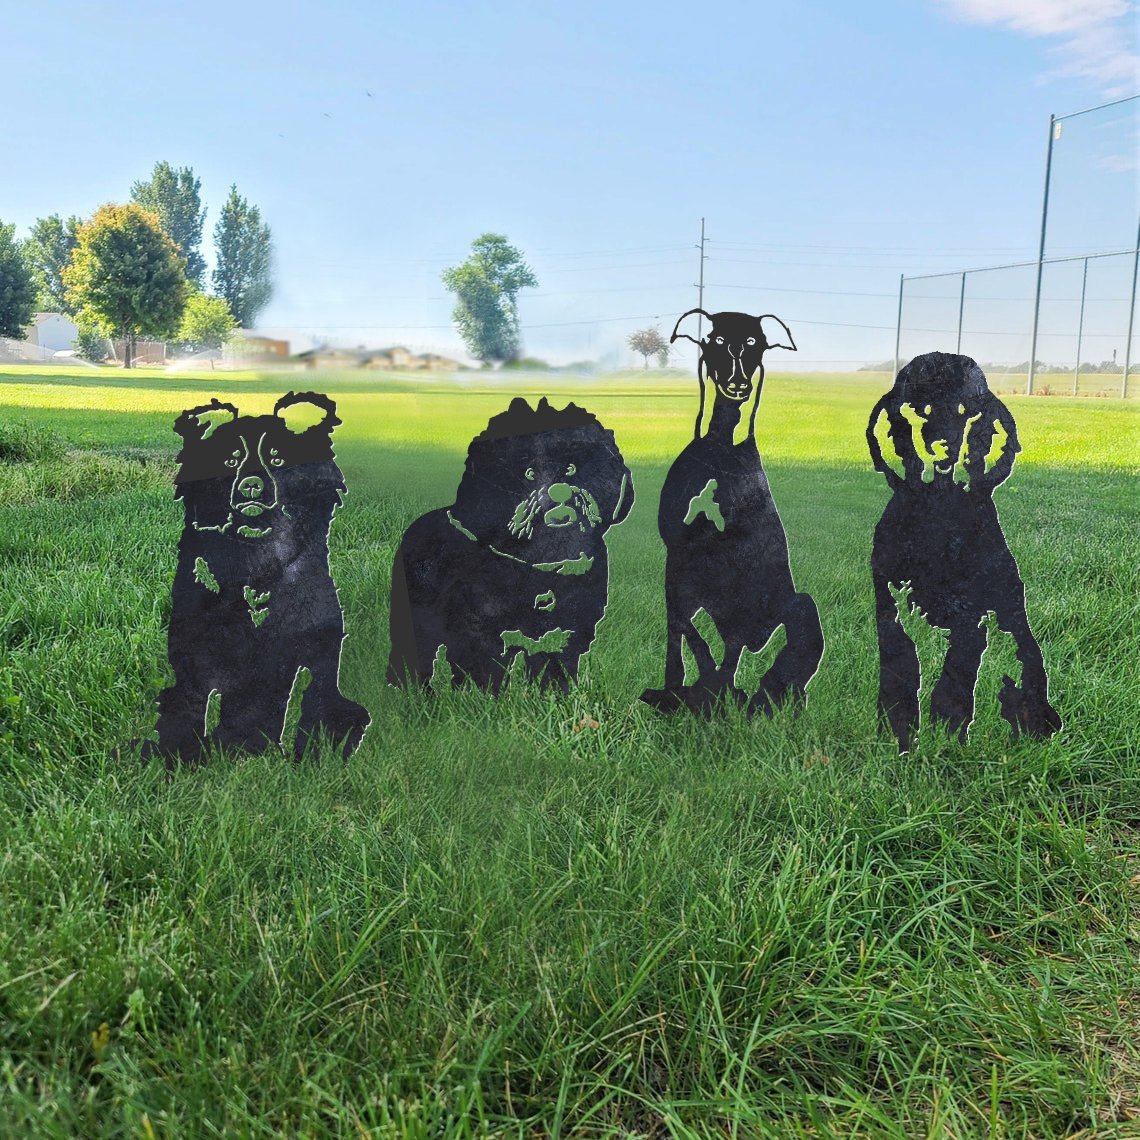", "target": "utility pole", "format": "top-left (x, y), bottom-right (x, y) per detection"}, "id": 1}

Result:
top-left (695, 217), bottom-right (707, 342)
